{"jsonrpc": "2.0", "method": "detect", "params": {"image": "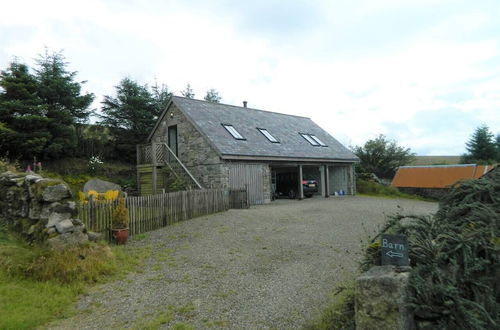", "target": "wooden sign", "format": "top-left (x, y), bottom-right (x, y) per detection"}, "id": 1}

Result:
top-left (381, 234), bottom-right (409, 266)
